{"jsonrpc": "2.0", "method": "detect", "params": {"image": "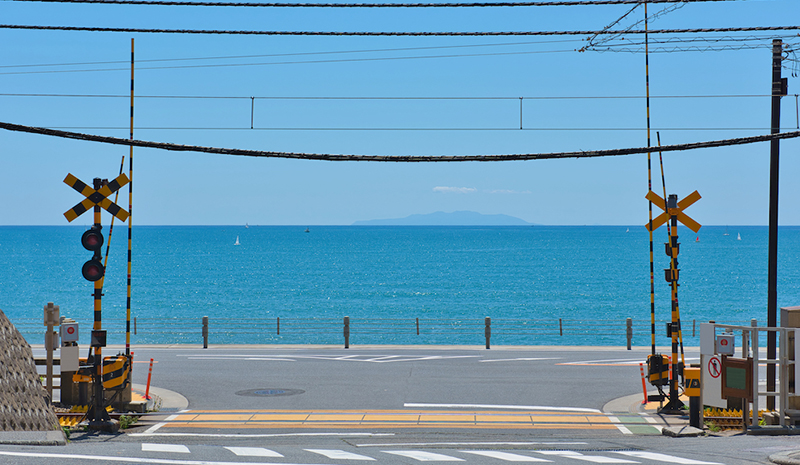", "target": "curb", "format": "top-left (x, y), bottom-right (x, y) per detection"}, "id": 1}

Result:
top-left (0, 430), bottom-right (66, 446)
top-left (770, 451), bottom-right (800, 465)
